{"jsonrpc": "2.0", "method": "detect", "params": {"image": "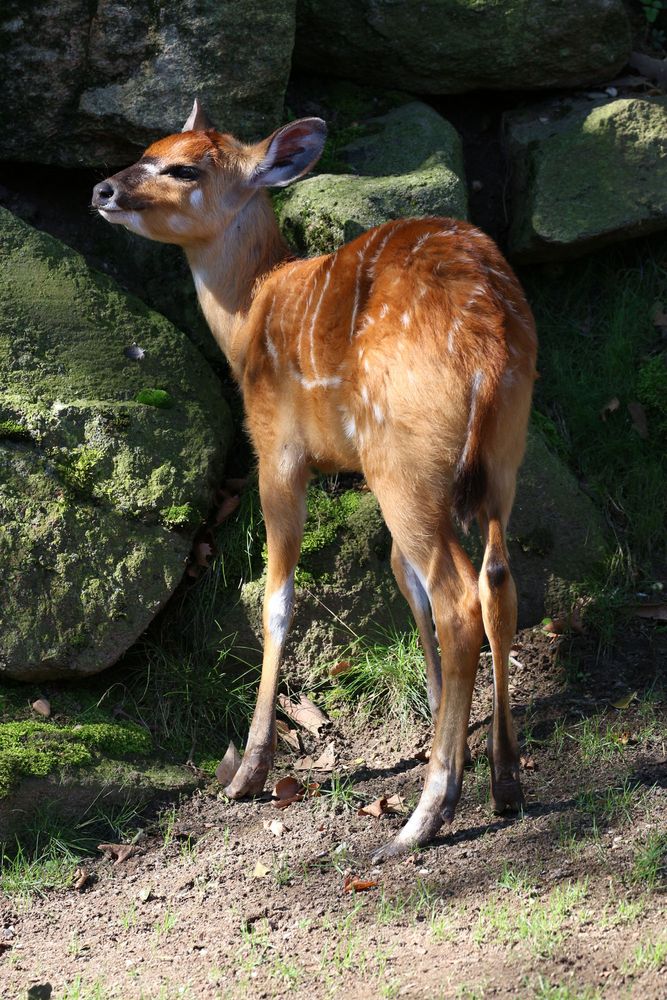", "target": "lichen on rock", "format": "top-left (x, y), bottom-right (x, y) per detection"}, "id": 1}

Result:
top-left (277, 102), bottom-right (467, 256)
top-left (0, 207), bottom-right (232, 680)
top-left (506, 97), bottom-right (667, 260)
